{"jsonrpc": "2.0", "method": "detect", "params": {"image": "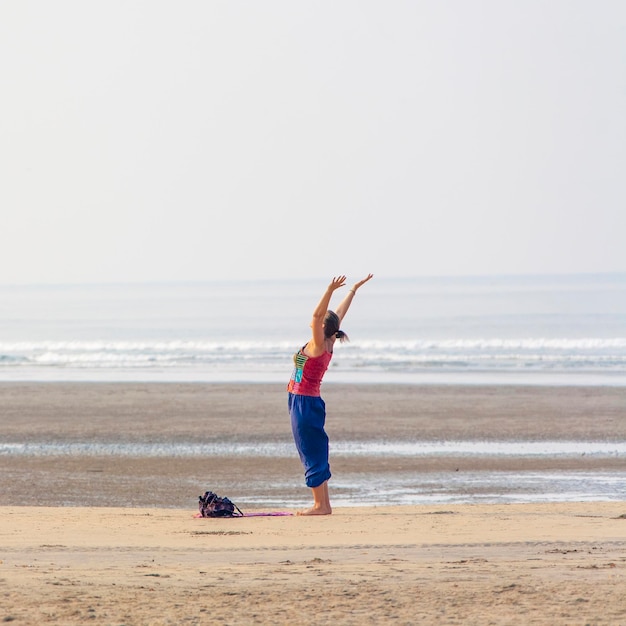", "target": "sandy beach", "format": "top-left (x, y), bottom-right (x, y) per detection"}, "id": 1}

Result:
top-left (1, 382), bottom-right (625, 623)
top-left (2, 502), bottom-right (626, 625)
